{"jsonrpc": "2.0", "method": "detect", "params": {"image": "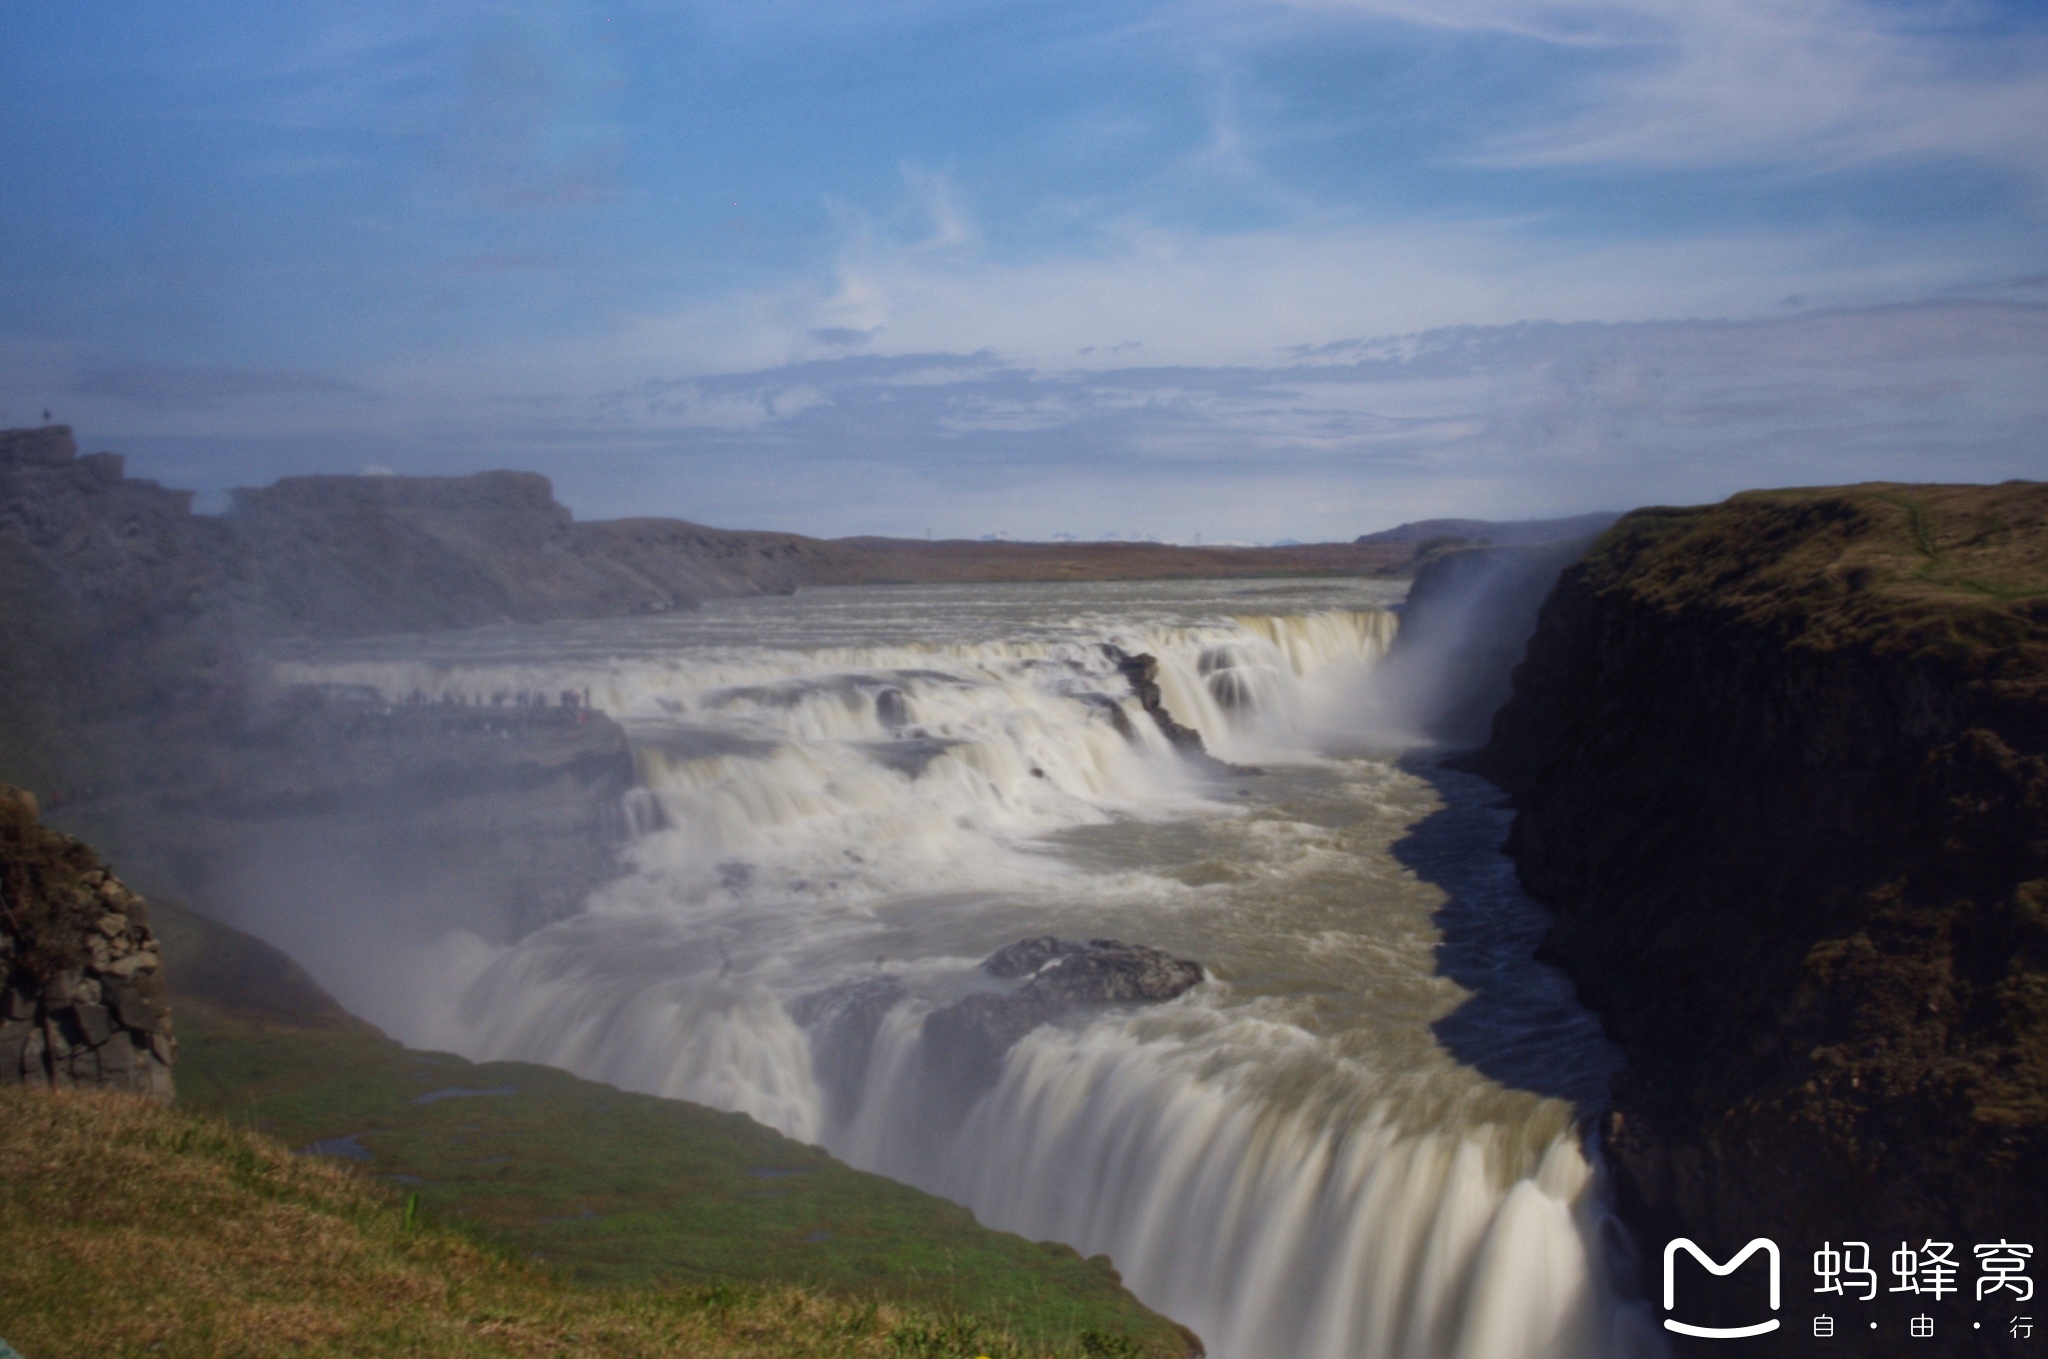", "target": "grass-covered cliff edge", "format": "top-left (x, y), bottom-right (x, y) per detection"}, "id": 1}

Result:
top-left (0, 1087), bottom-right (1166, 1359)
top-left (1470, 481), bottom-right (2047, 1348)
